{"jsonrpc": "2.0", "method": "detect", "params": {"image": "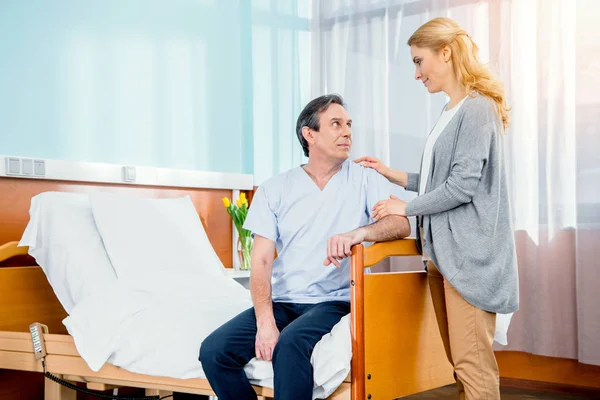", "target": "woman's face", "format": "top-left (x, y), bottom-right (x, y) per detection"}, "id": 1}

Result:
top-left (410, 45), bottom-right (452, 94)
